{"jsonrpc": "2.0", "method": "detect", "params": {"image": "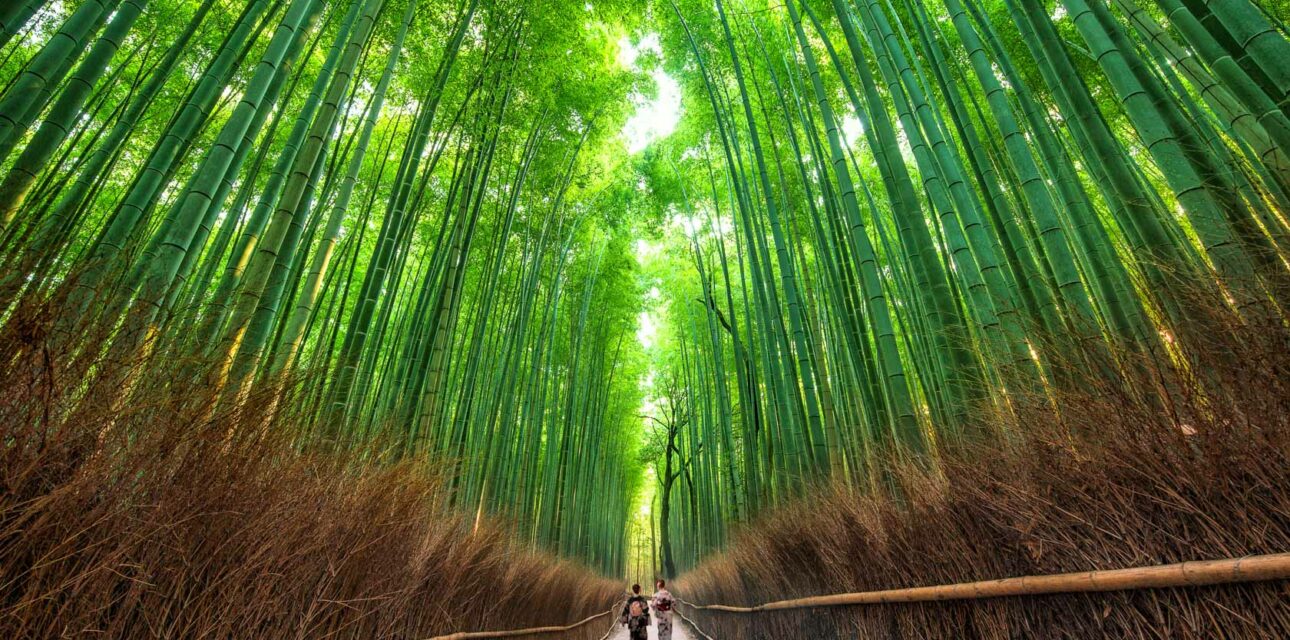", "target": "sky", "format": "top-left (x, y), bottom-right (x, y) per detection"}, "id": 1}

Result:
top-left (618, 33), bottom-right (682, 154)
